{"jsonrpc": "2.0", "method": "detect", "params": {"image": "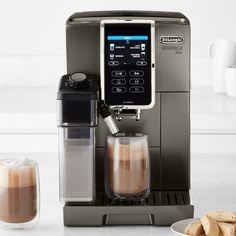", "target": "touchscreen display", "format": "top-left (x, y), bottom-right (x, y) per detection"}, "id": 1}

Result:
top-left (104, 23), bottom-right (152, 106)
